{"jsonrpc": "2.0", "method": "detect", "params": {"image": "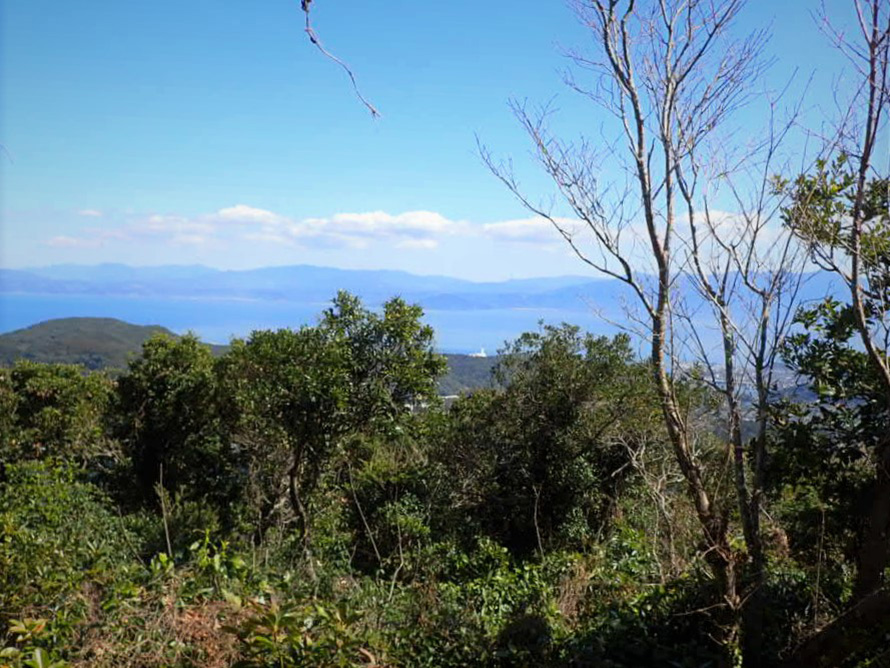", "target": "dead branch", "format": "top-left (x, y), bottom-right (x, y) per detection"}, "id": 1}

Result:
top-left (300, 0), bottom-right (380, 118)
